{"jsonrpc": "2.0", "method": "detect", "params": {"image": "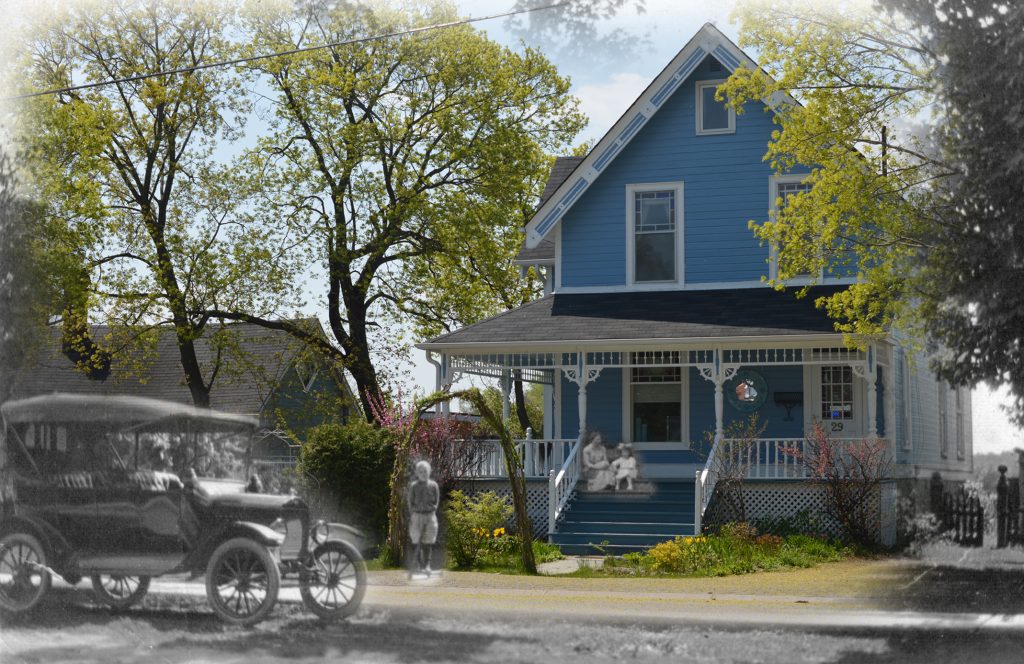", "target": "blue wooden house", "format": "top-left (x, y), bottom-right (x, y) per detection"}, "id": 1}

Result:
top-left (420, 24), bottom-right (973, 552)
